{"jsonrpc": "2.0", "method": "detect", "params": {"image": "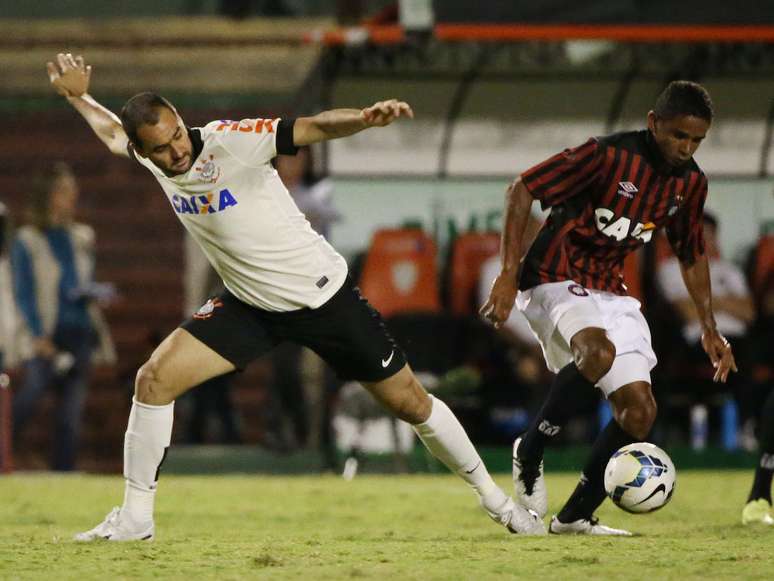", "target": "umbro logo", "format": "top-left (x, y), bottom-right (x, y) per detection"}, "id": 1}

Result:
top-left (537, 419), bottom-right (561, 437)
top-left (616, 182), bottom-right (638, 198)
